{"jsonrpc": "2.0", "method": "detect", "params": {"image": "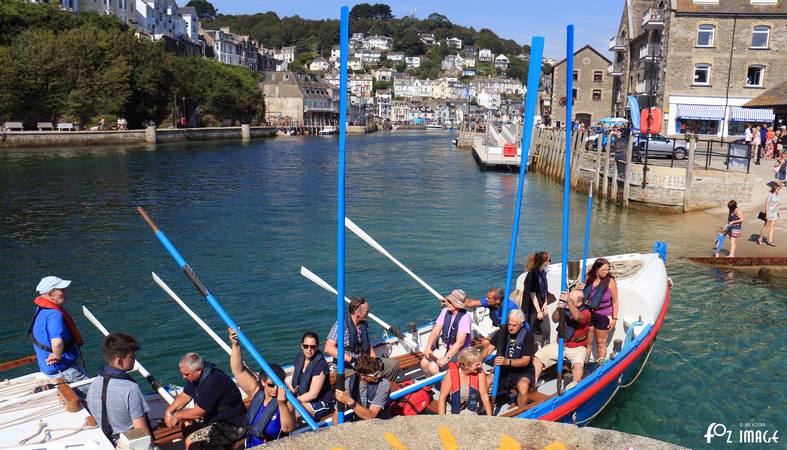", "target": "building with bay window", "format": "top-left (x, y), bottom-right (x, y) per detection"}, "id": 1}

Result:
top-left (609, 0), bottom-right (786, 138)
